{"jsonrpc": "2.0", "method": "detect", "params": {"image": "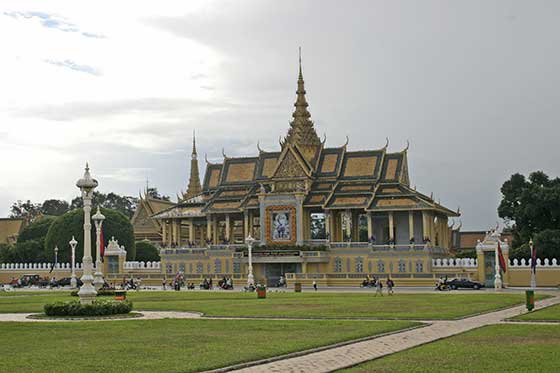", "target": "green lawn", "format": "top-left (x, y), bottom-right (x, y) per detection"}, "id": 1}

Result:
top-left (0, 291), bottom-right (545, 319)
top-left (513, 303), bottom-right (560, 321)
top-left (0, 319), bottom-right (416, 373)
top-left (340, 324), bottom-right (560, 372)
